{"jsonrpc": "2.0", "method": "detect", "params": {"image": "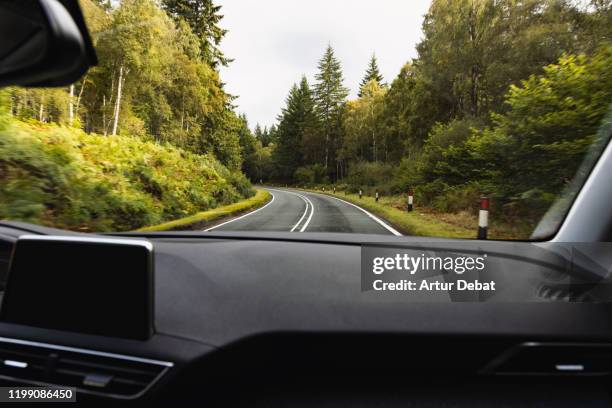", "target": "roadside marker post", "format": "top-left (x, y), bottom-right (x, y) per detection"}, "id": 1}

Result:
top-left (407, 189), bottom-right (414, 212)
top-left (477, 196), bottom-right (489, 240)
top-left (333, 186), bottom-right (336, 194)
top-left (359, 189), bottom-right (362, 199)
top-left (375, 190), bottom-right (379, 202)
